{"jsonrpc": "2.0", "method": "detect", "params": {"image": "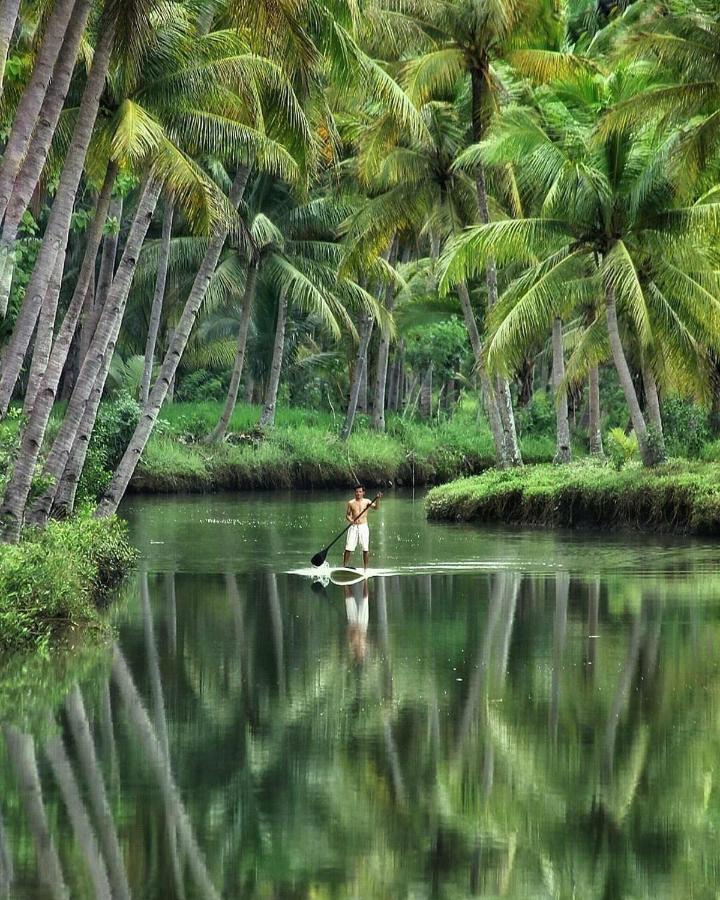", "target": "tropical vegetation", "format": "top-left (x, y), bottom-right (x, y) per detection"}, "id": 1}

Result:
top-left (0, 0), bottom-right (719, 548)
